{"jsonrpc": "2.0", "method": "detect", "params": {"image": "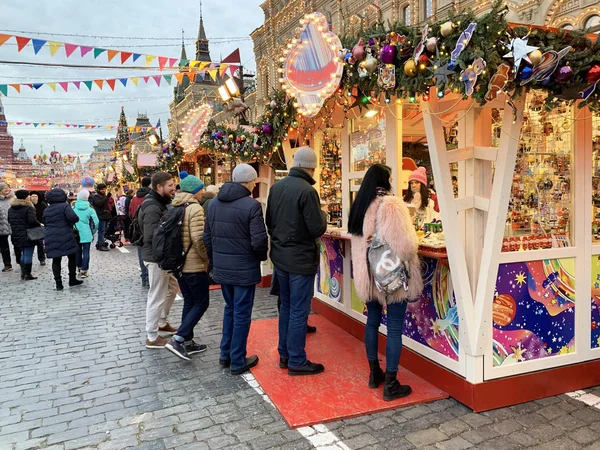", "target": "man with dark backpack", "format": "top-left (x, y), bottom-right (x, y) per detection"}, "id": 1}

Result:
top-left (130, 177), bottom-right (151, 288)
top-left (139, 172), bottom-right (178, 349)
